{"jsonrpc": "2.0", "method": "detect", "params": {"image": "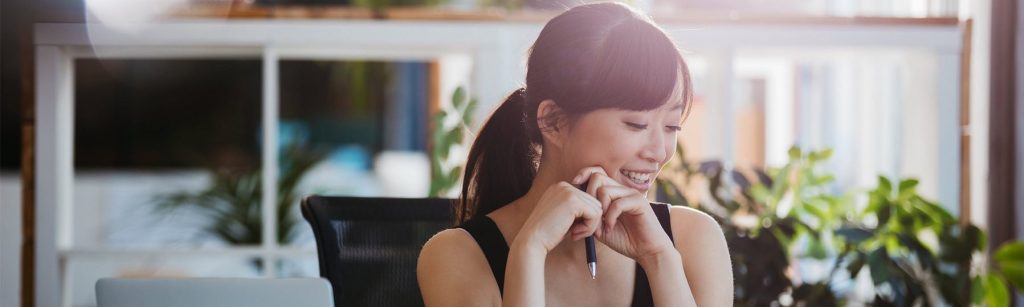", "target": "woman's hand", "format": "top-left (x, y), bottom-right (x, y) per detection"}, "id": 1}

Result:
top-left (515, 182), bottom-right (606, 254)
top-left (572, 166), bottom-right (675, 261)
